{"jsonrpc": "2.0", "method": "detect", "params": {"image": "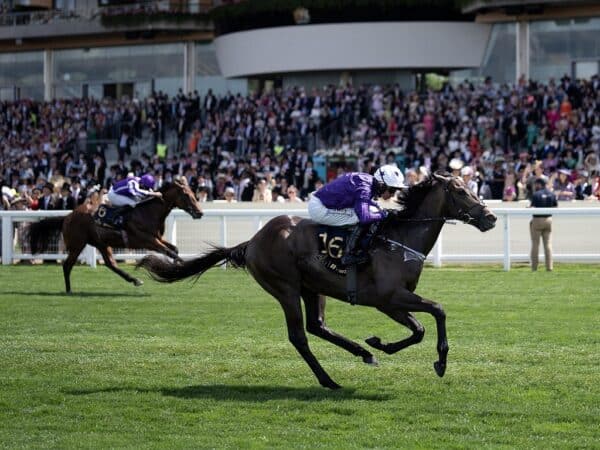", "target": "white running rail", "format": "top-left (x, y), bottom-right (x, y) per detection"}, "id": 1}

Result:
top-left (2, 207), bottom-right (600, 271)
